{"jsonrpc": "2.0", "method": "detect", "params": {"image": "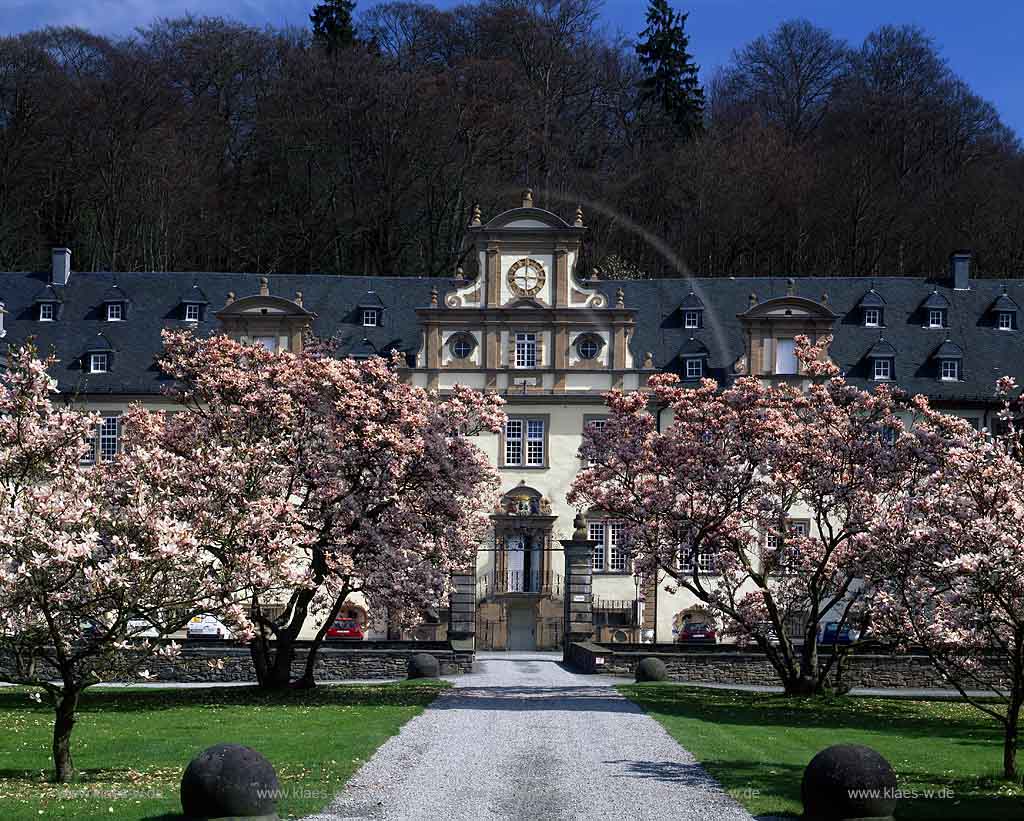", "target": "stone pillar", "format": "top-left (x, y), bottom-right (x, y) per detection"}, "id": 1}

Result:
top-left (448, 570), bottom-right (476, 650)
top-left (560, 513), bottom-right (598, 659)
